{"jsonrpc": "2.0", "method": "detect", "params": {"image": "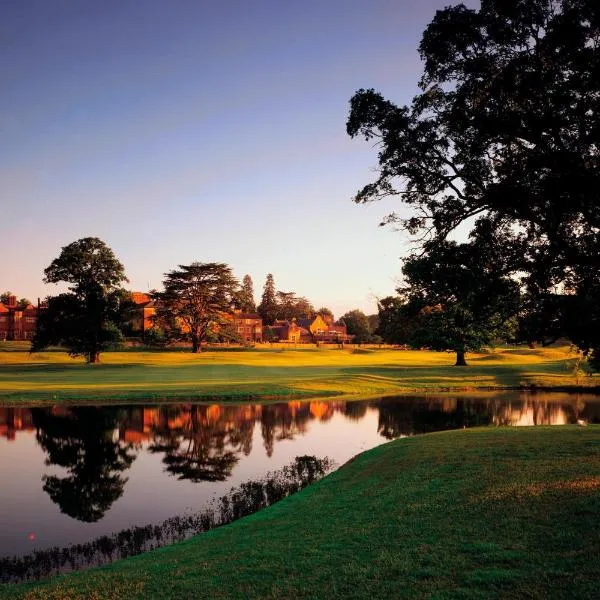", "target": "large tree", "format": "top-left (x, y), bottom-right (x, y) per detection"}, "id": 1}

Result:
top-left (395, 241), bottom-right (521, 365)
top-left (347, 0), bottom-right (600, 366)
top-left (31, 237), bottom-right (128, 363)
top-left (153, 262), bottom-right (238, 353)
